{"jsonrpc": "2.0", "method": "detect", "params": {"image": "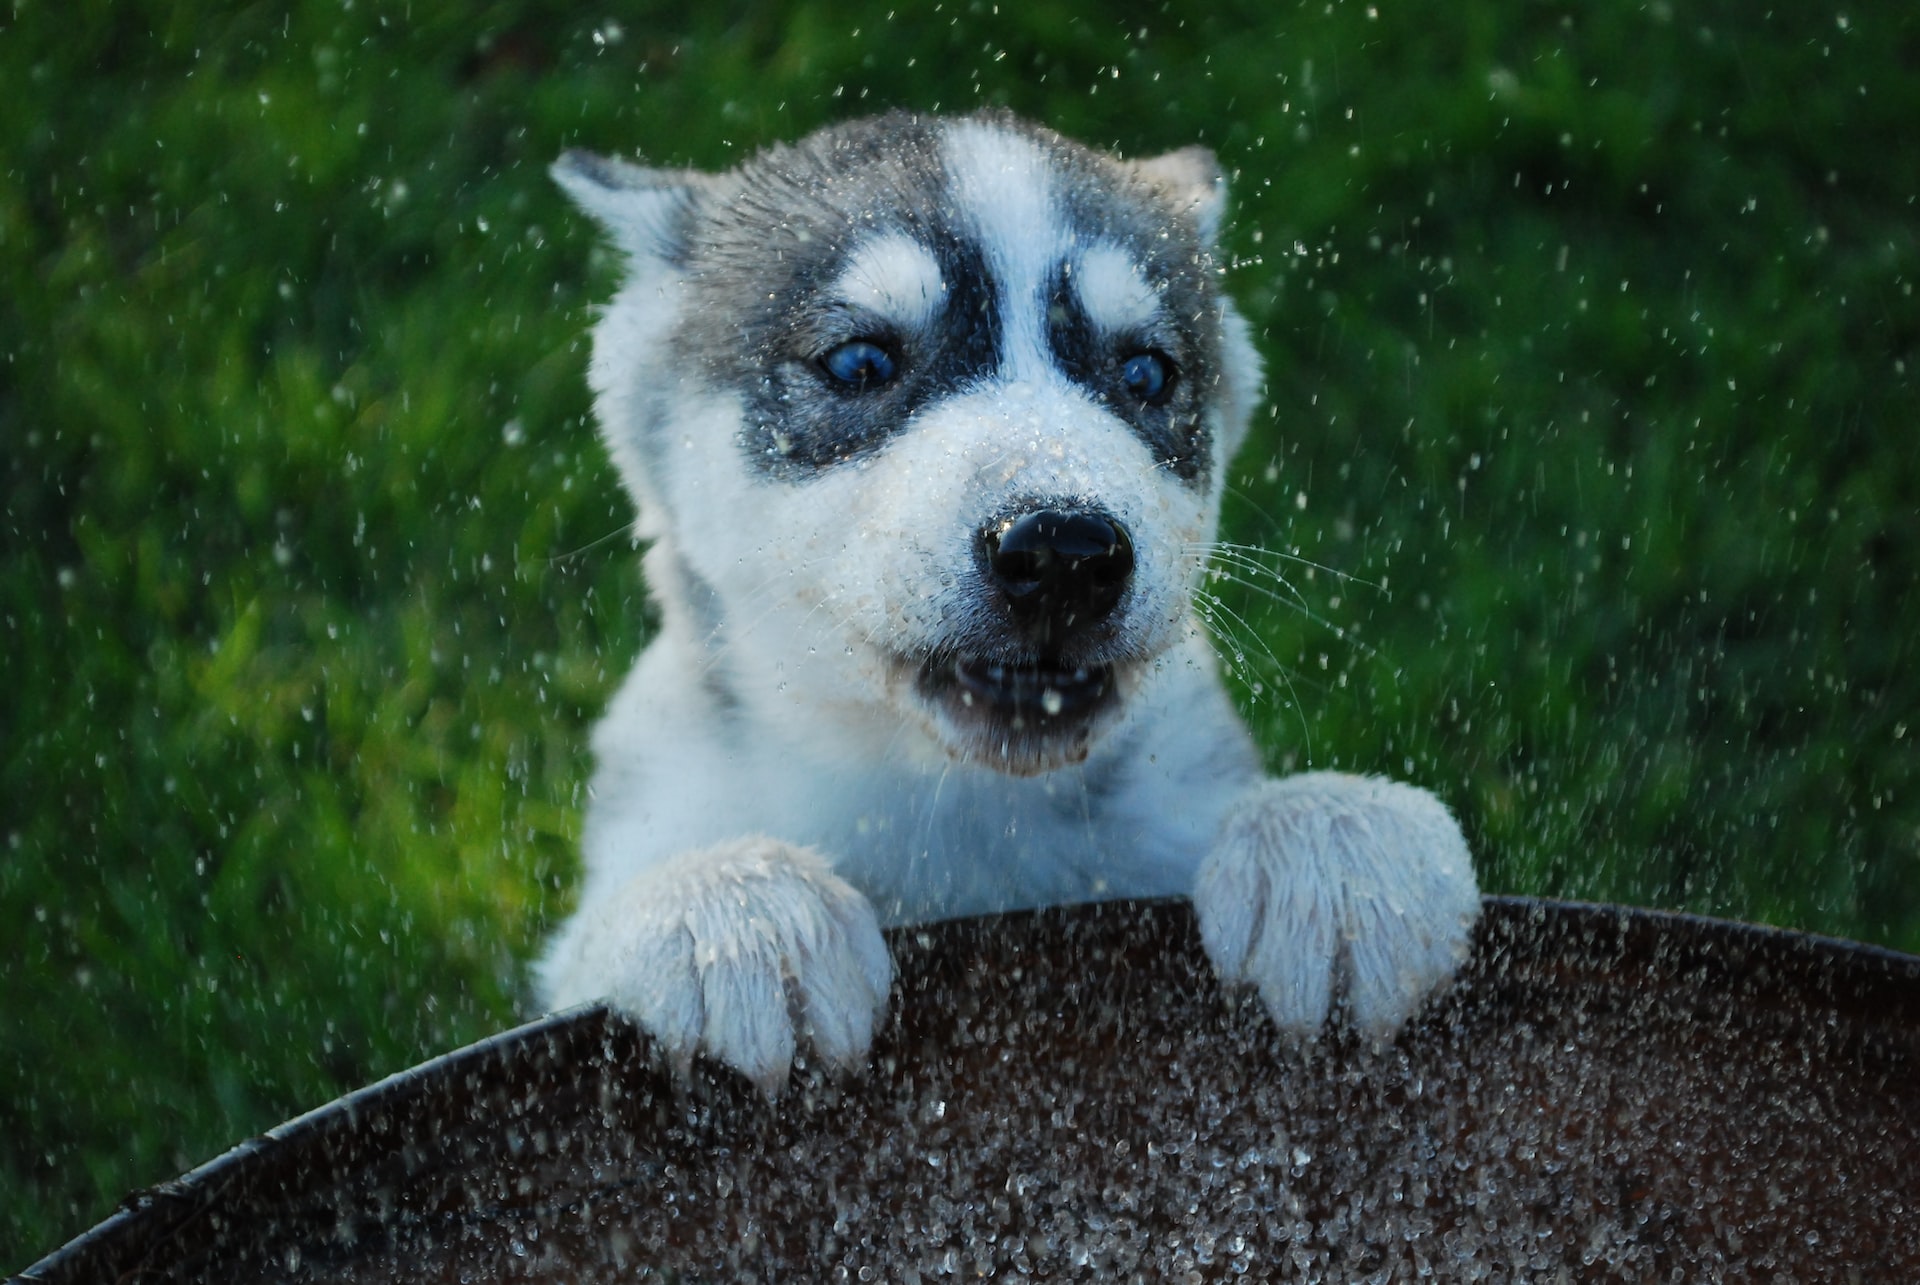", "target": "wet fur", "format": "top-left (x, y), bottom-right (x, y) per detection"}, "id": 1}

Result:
top-left (538, 110), bottom-right (1481, 1091)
